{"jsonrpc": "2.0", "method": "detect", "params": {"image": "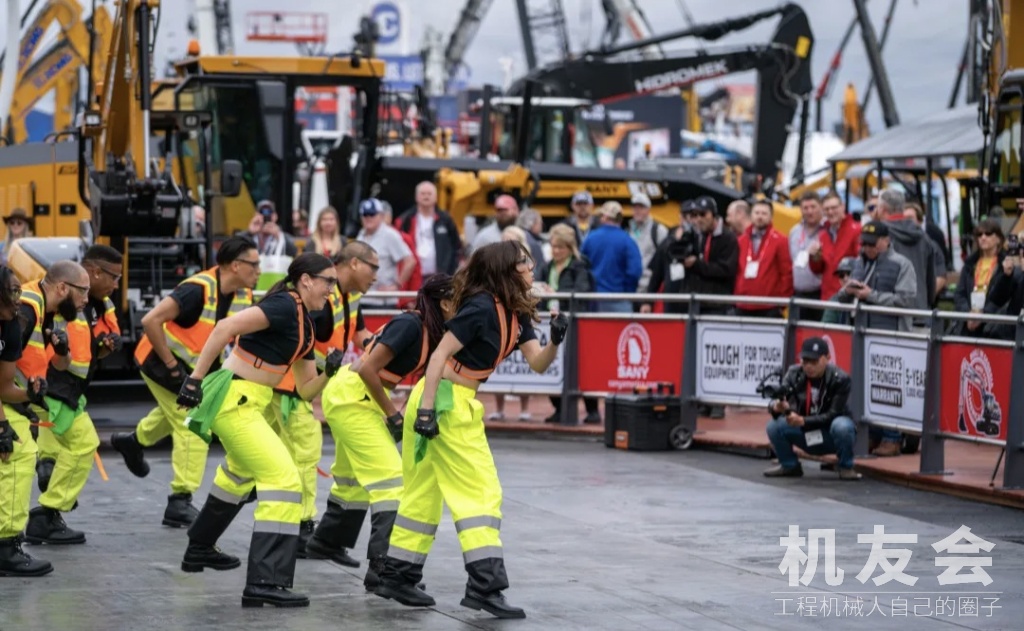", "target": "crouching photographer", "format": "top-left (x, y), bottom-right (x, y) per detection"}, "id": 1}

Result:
top-left (762, 337), bottom-right (861, 481)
